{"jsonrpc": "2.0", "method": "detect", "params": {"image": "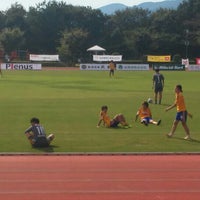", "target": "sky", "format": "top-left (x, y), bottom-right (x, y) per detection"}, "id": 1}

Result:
top-left (0, 0), bottom-right (162, 11)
